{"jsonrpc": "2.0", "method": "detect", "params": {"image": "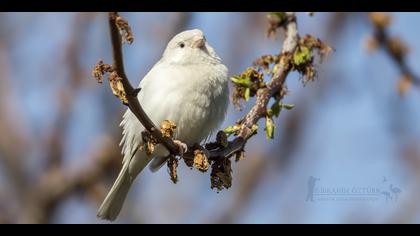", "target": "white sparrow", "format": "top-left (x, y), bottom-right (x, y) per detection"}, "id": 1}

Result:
top-left (97, 29), bottom-right (229, 221)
